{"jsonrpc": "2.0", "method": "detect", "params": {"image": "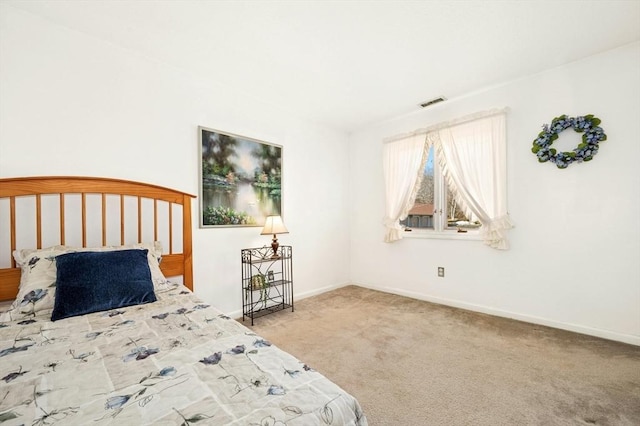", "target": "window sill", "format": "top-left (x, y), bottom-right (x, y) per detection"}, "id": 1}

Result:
top-left (401, 229), bottom-right (483, 241)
